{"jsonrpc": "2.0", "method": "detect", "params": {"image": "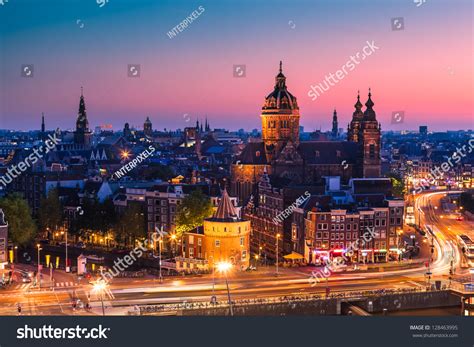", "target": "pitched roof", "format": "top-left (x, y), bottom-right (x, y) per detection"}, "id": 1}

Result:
top-left (297, 141), bottom-right (358, 164)
top-left (236, 142), bottom-right (267, 164)
top-left (214, 188), bottom-right (238, 220)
